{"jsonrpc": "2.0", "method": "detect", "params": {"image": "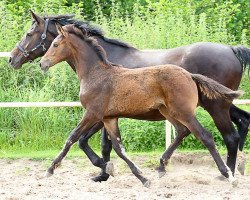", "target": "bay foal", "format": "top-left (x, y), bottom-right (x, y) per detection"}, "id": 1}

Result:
top-left (40, 24), bottom-right (241, 186)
